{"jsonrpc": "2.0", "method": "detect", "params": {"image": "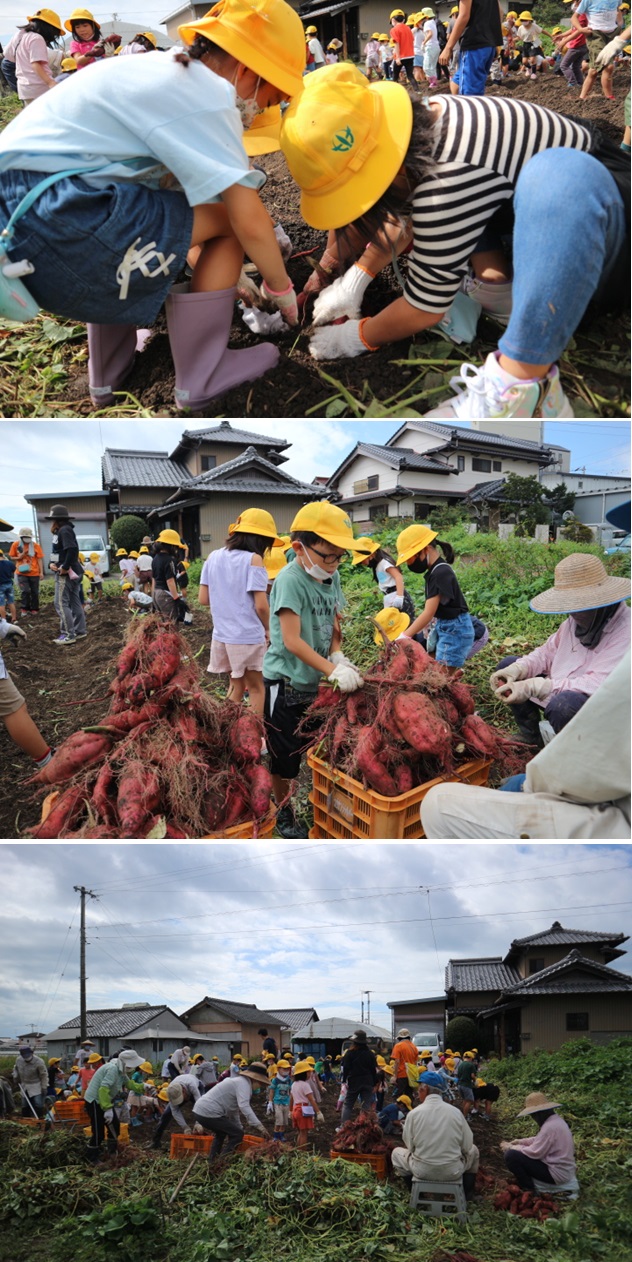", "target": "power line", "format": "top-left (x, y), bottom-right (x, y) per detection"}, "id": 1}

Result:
top-left (95, 842), bottom-right (330, 894)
